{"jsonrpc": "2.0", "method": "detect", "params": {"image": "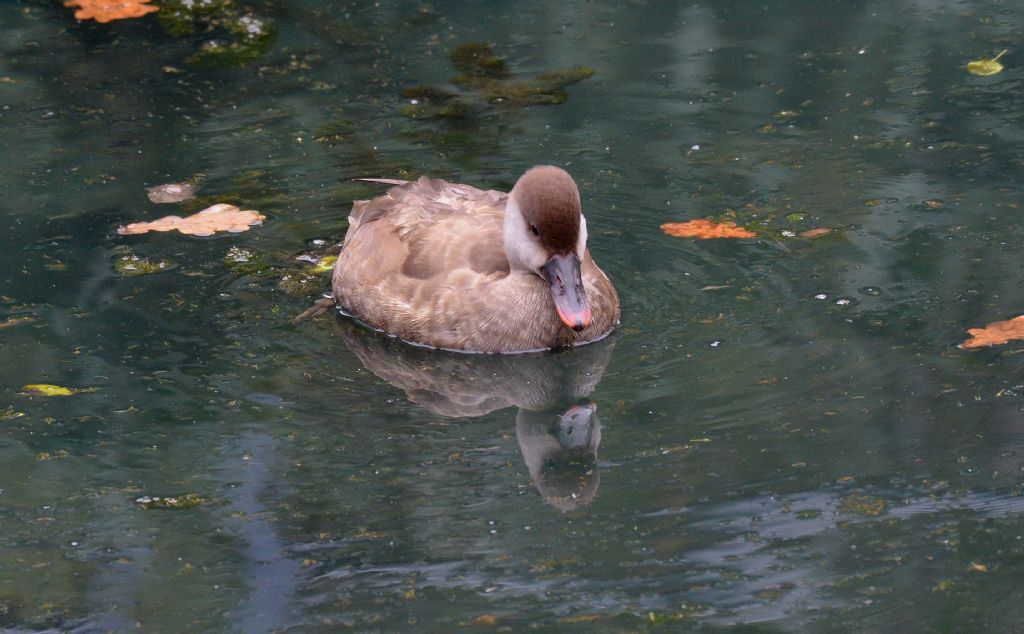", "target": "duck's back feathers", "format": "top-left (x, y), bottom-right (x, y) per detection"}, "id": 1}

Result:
top-left (333, 174), bottom-right (619, 353)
